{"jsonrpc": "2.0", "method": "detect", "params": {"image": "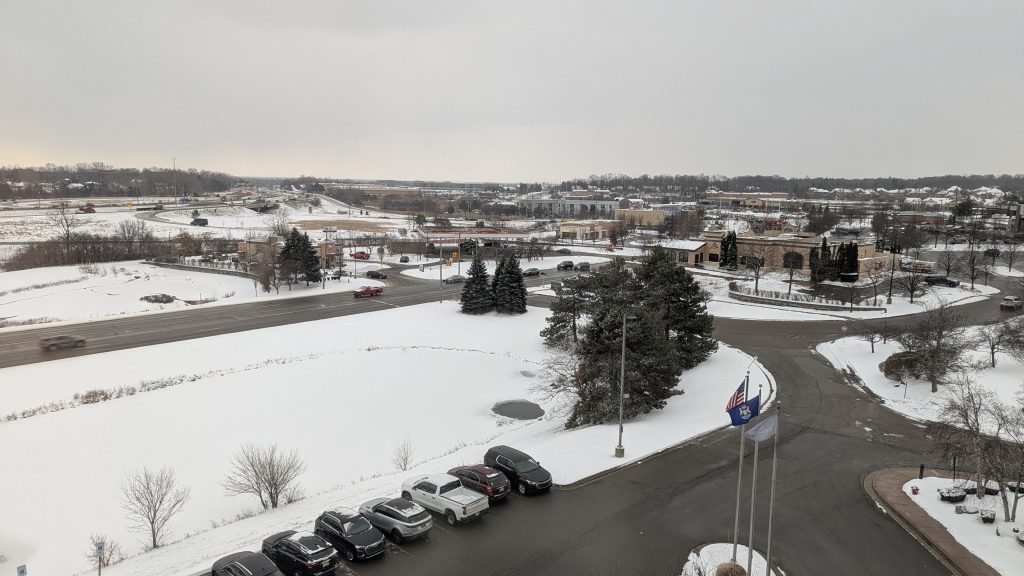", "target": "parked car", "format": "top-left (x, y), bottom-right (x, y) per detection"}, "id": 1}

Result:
top-left (522, 267), bottom-right (540, 277)
top-left (212, 551), bottom-right (284, 576)
top-left (483, 445), bottom-right (552, 495)
top-left (574, 262), bottom-right (591, 272)
top-left (353, 286), bottom-right (384, 298)
top-left (261, 530), bottom-right (339, 576)
top-left (401, 473), bottom-right (489, 526)
top-left (359, 497), bottom-right (433, 543)
top-left (448, 465), bottom-right (511, 502)
top-left (39, 335), bottom-right (86, 351)
top-left (399, 255), bottom-right (410, 263)
top-left (556, 248), bottom-right (572, 255)
top-left (1001, 296), bottom-right (1023, 311)
top-left (923, 275), bottom-right (959, 287)
top-left (191, 217), bottom-right (209, 226)
top-left (443, 275), bottom-right (466, 284)
top-left (313, 509), bottom-right (387, 562)
top-left (352, 251), bottom-right (371, 260)
top-left (556, 261), bottom-right (574, 270)
top-left (366, 270), bottom-right (388, 279)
